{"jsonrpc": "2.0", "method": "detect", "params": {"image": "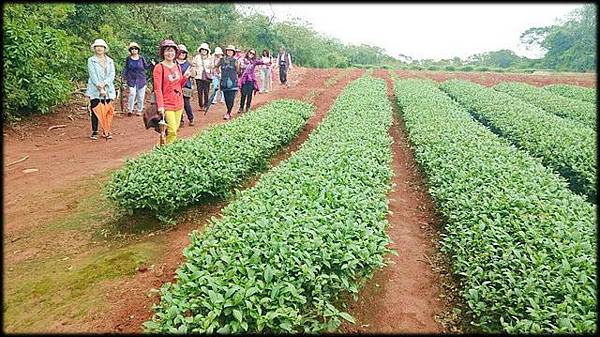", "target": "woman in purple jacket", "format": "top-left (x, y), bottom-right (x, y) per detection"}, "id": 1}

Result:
top-left (122, 42), bottom-right (152, 116)
top-left (238, 49), bottom-right (270, 114)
